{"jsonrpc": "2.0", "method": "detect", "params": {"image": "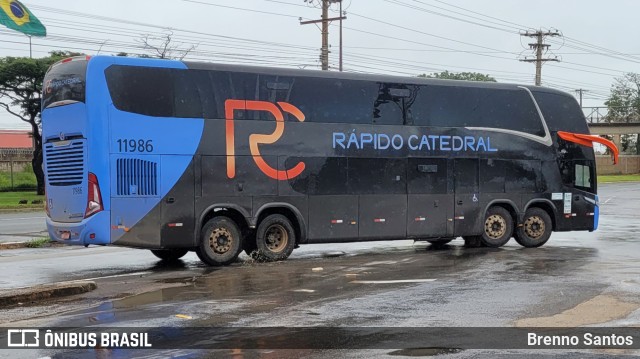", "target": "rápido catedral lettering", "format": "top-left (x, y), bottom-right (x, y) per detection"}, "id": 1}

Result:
top-left (528, 332), bottom-right (633, 347)
top-left (332, 131), bottom-right (498, 152)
